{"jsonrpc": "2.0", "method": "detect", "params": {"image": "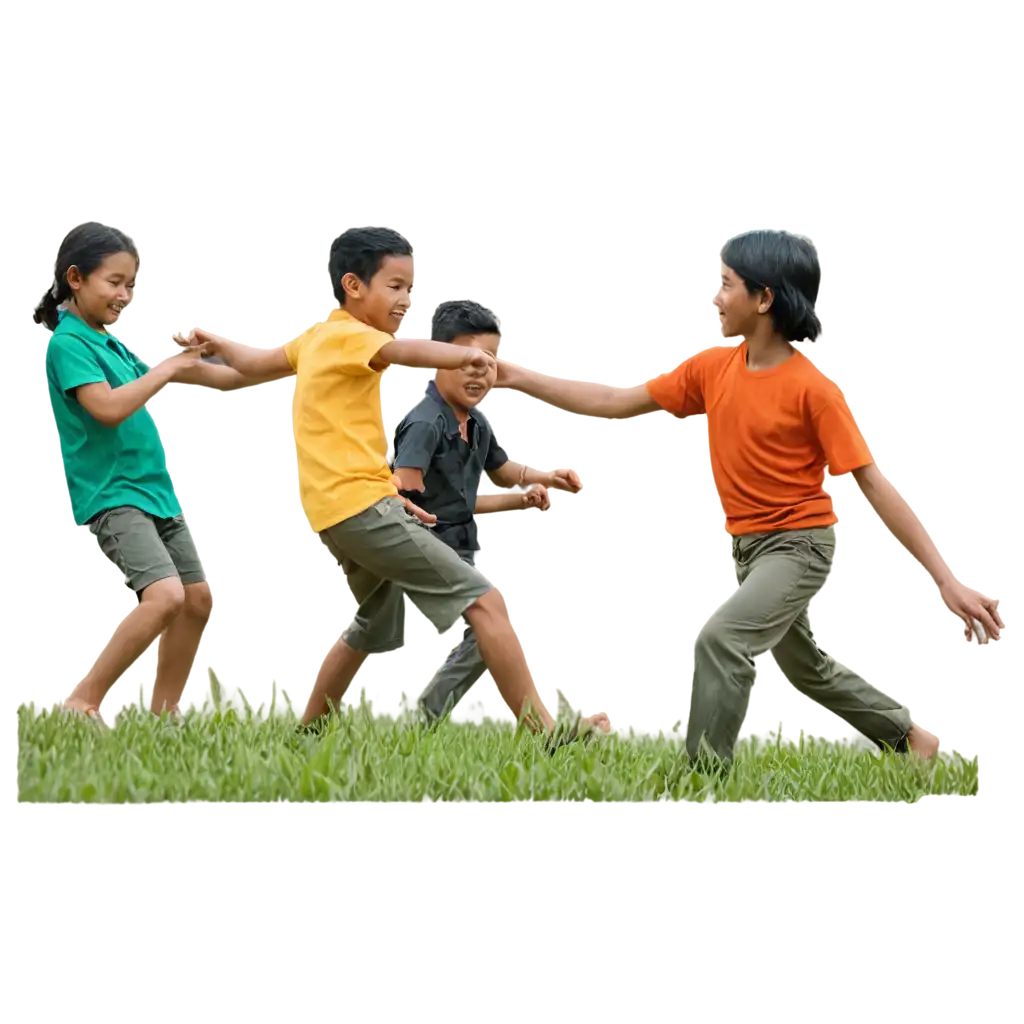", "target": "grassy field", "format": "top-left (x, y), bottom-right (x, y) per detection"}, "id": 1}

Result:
top-left (17, 679), bottom-right (977, 803)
